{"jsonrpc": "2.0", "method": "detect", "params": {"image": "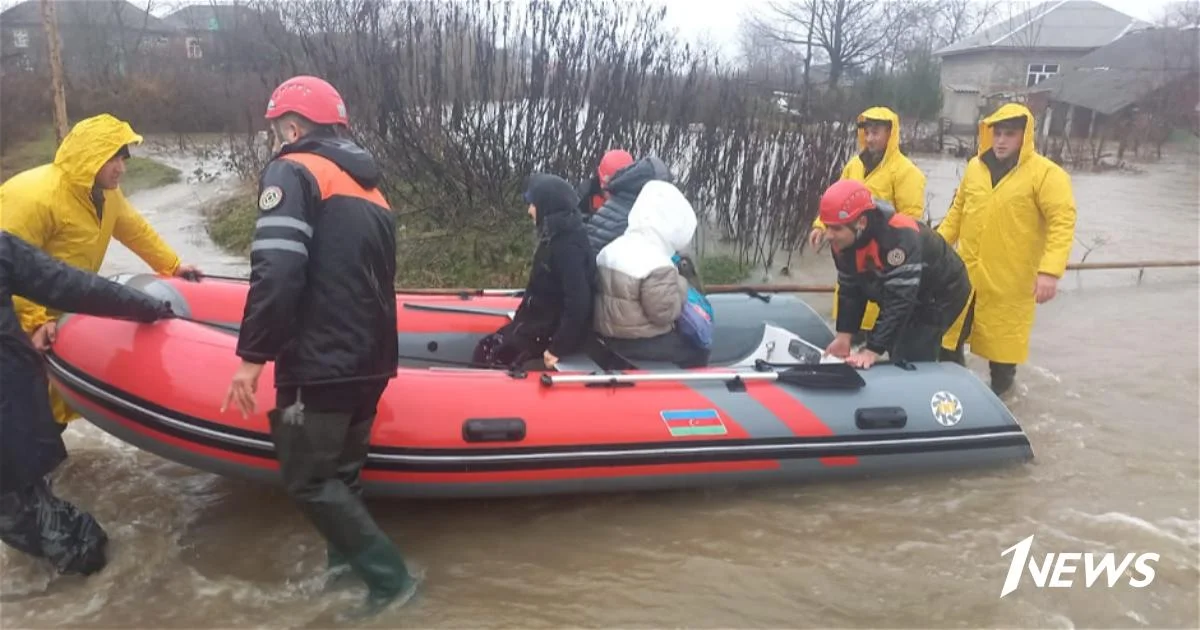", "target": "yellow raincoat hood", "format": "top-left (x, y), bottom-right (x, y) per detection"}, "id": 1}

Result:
top-left (976, 103), bottom-right (1037, 164)
top-left (53, 114), bottom-right (144, 189)
top-left (0, 113), bottom-right (180, 427)
top-left (937, 103), bottom-right (1076, 364)
top-left (856, 106), bottom-right (902, 159)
